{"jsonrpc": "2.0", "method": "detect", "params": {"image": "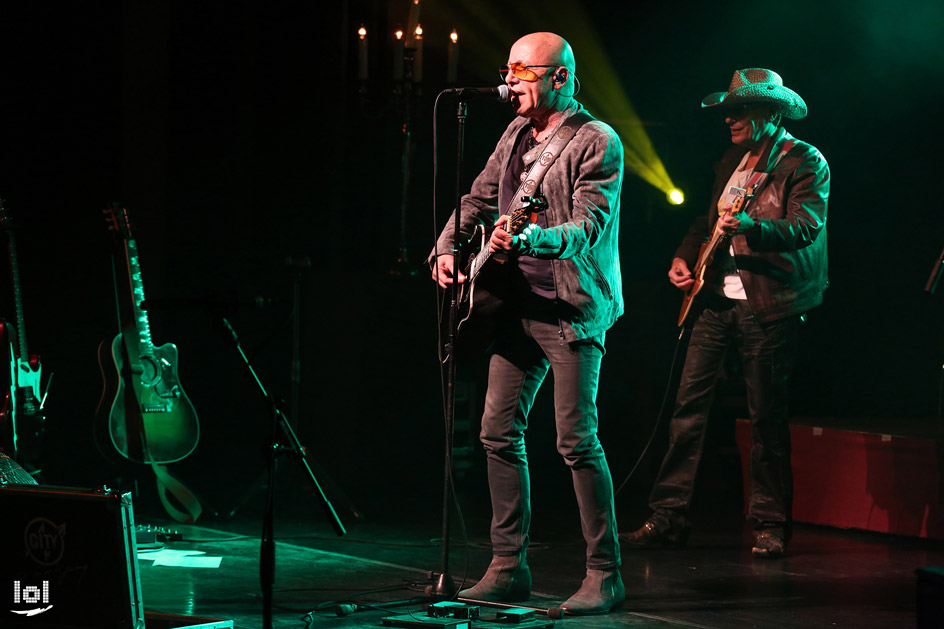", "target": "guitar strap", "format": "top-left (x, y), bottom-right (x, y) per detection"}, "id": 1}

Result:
top-left (151, 461), bottom-right (203, 523)
top-left (506, 109), bottom-right (594, 214)
top-left (738, 138), bottom-right (796, 212)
